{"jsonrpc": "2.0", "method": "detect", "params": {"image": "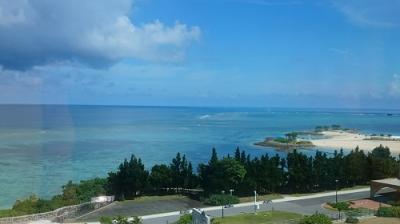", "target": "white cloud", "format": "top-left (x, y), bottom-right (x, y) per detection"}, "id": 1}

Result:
top-left (0, 0), bottom-right (201, 70)
top-left (333, 0), bottom-right (400, 28)
top-left (0, 0), bottom-right (30, 26)
top-left (390, 74), bottom-right (400, 96)
top-left (84, 18), bottom-right (200, 61)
